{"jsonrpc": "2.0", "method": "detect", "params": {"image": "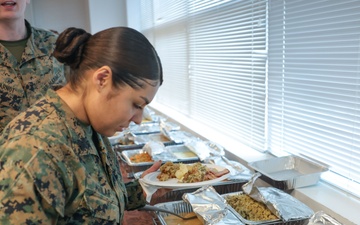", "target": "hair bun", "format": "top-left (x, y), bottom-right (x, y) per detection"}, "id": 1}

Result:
top-left (53, 27), bottom-right (91, 69)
